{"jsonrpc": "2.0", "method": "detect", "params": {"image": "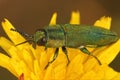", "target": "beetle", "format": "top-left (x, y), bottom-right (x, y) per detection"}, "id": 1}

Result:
top-left (11, 24), bottom-right (119, 69)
